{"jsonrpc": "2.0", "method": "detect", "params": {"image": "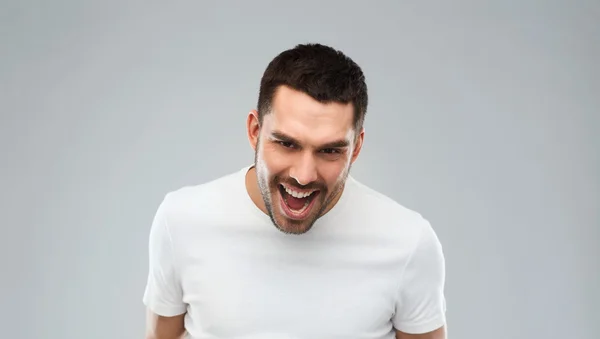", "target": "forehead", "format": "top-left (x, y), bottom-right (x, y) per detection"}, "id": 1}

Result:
top-left (264, 86), bottom-right (355, 143)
